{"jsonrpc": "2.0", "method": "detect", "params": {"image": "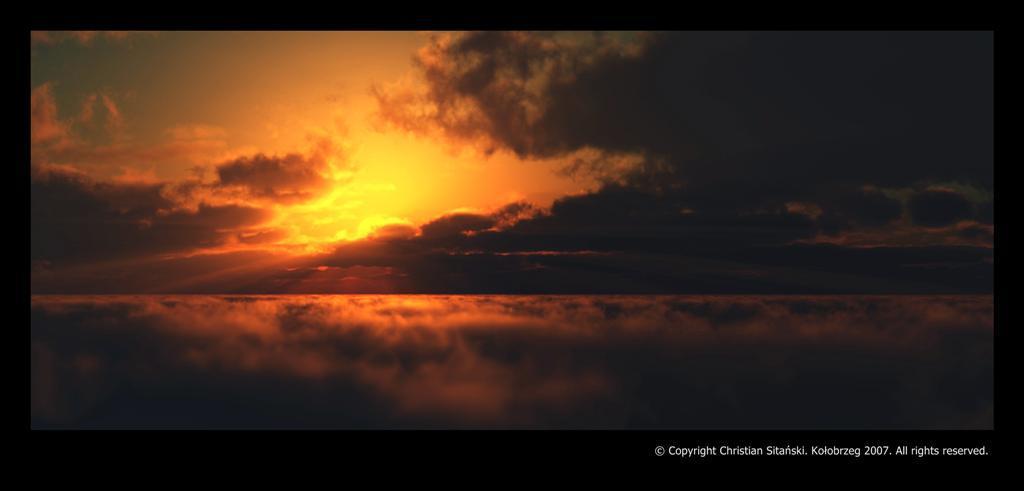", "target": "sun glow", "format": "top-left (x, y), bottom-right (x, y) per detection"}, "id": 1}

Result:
top-left (249, 128), bottom-right (591, 255)
top-left (31, 31), bottom-right (600, 260)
